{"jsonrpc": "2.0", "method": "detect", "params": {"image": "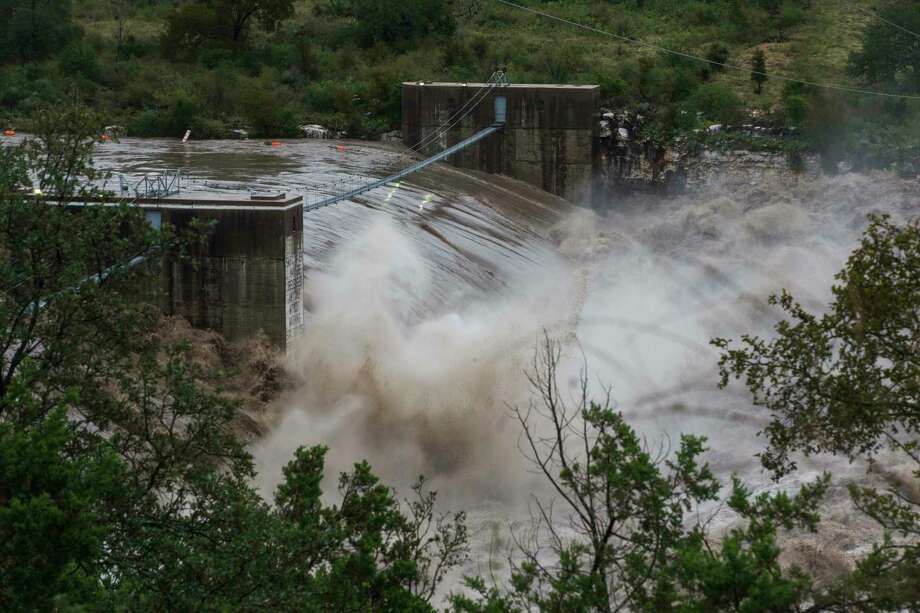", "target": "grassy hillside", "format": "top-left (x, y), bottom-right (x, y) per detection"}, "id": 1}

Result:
top-left (1, 0), bottom-right (917, 168)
